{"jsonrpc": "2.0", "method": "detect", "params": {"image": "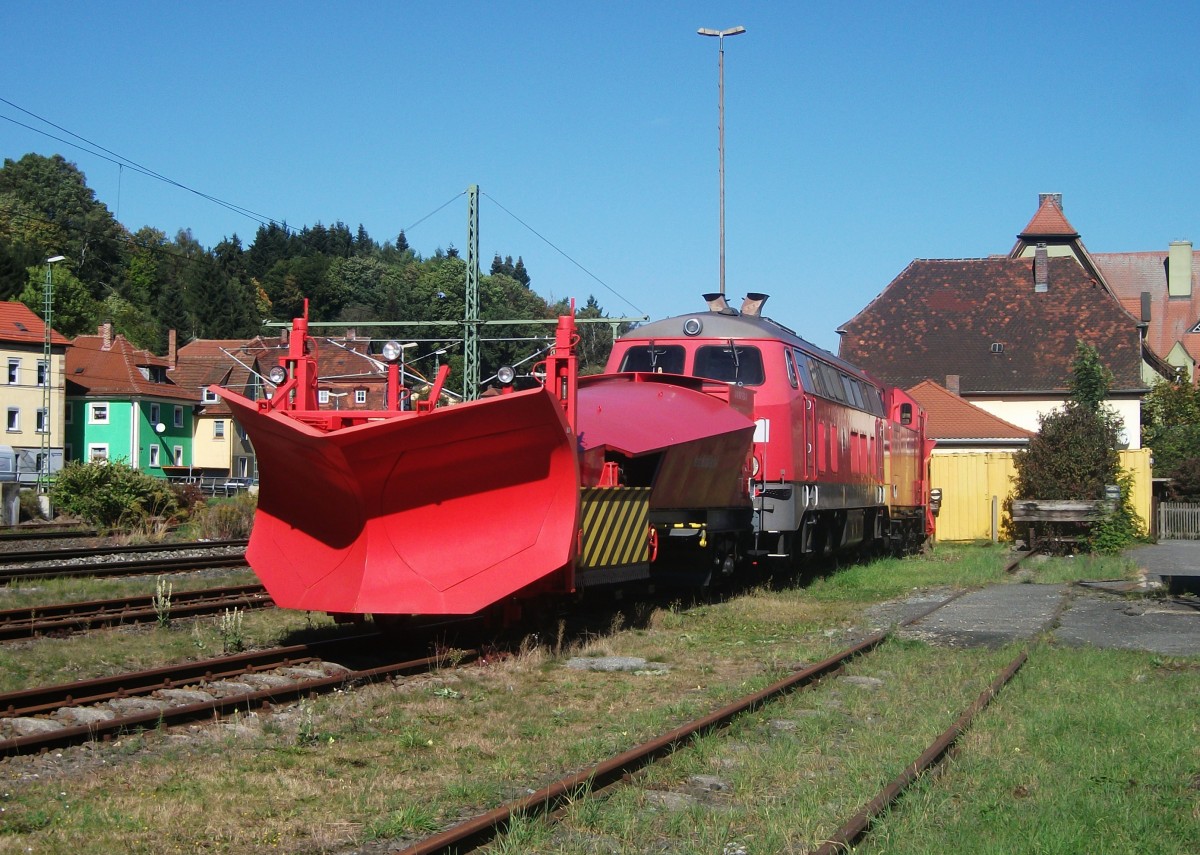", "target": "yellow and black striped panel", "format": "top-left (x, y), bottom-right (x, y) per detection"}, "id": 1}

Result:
top-left (579, 487), bottom-right (651, 570)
